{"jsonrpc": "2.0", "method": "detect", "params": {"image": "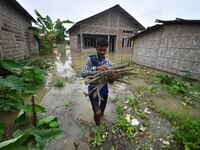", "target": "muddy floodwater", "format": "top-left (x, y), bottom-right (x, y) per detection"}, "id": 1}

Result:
top-left (1, 44), bottom-right (199, 149)
top-left (40, 44), bottom-right (200, 150)
top-left (40, 45), bottom-right (134, 150)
